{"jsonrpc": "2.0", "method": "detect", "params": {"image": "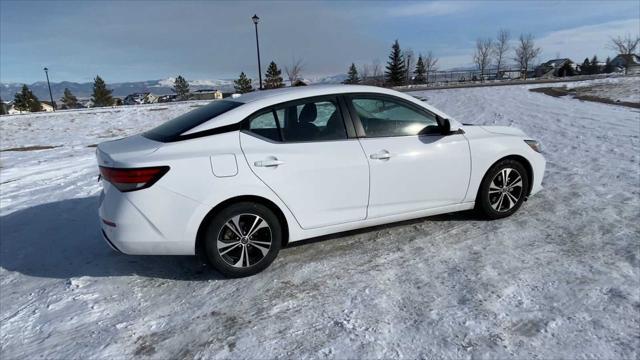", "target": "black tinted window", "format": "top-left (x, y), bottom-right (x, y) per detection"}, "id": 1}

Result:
top-left (144, 100), bottom-right (242, 141)
top-left (248, 110), bottom-right (282, 141)
top-left (277, 99), bottom-right (347, 142)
